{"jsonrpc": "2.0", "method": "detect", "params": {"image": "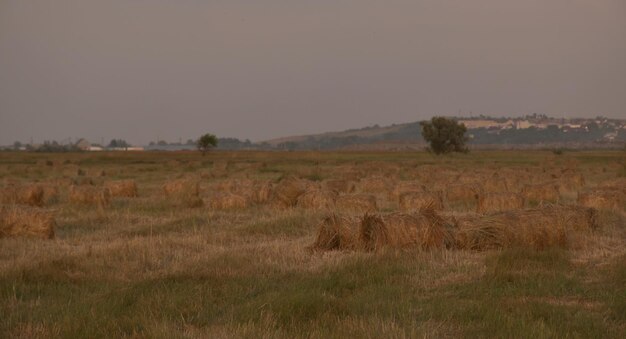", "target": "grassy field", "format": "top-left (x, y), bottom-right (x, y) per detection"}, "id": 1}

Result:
top-left (1, 150), bottom-right (625, 338)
